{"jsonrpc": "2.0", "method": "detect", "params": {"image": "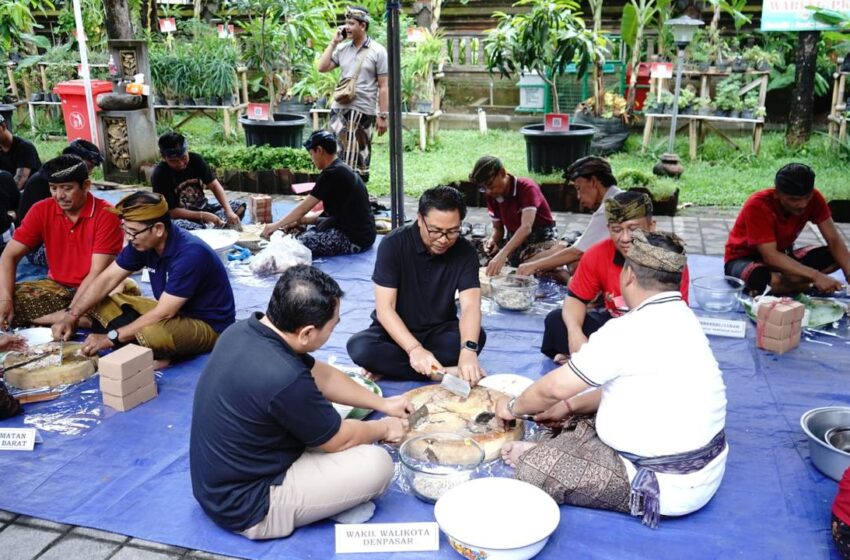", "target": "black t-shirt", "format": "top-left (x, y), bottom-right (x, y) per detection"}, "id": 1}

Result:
top-left (17, 168), bottom-right (49, 222)
top-left (311, 159), bottom-right (376, 249)
top-left (151, 152), bottom-right (215, 211)
top-left (372, 224), bottom-right (479, 332)
top-left (0, 136), bottom-right (41, 176)
top-left (189, 313), bottom-right (341, 532)
top-left (0, 171), bottom-right (19, 234)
